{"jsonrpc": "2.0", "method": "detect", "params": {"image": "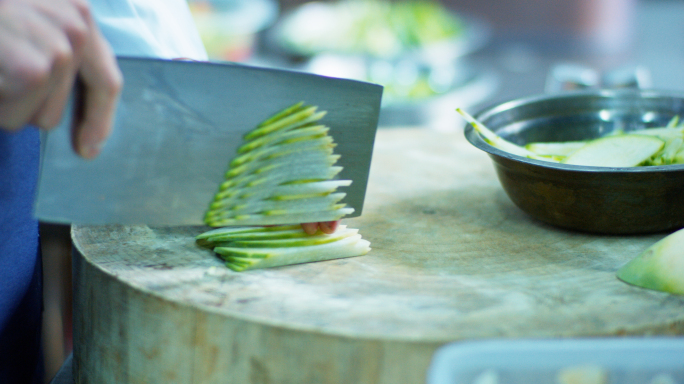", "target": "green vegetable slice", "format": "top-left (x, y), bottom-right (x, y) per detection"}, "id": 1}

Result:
top-left (561, 134), bottom-right (664, 167)
top-left (524, 141), bottom-right (586, 157)
top-left (229, 136), bottom-right (334, 168)
top-left (215, 234), bottom-right (371, 272)
top-left (617, 228), bottom-right (684, 295)
top-left (223, 227), bottom-right (359, 248)
top-left (237, 125), bottom-right (329, 154)
top-left (205, 207), bottom-right (354, 227)
top-left (667, 114), bottom-right (680, 128)
top-left (207, 193), bottom-right (347, 220)
top-left (456, 108), bottom-right (558, 162)
top-left (201, 225), bottom-right (350, 243)
top-left (196, 224), bottom-right (302, 241)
